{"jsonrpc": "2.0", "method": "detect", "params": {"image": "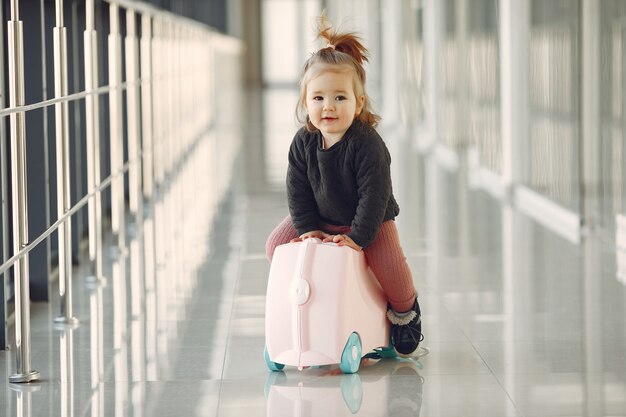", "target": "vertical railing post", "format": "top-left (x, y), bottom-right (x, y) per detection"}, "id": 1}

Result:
top-left (153, 18), bottom-right (164, 190)
top-left (84, 0), bottom-right (96, 263)
top-left (165, 21), bottom-right (175, 284)
top-left (126, 9), bottom-right (146, 348)
top-left (140, 14), bottom-right (154, 201)
top-left (140, 16), bottom-right (158, 383)
top-left (125, 9), bottom-right (142, 221)
top-left (7, 0), bottom-right (40, 383)
top-left (152, 19), bottom-right (167, 272)
top-left (53, 0), bottom-right (78, 326)
top-left (84, 0), bottom-right (105, 283)
top-left (108, 3), bottom-right (125, 250)
top-left (0, 0), bottom-right (11, 351)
